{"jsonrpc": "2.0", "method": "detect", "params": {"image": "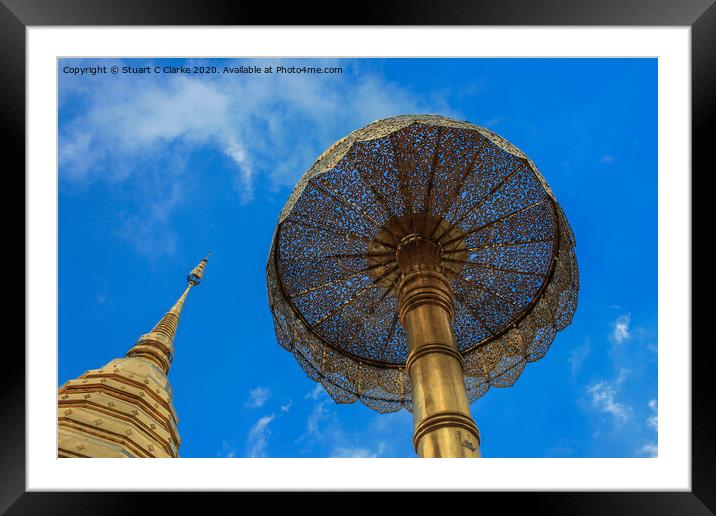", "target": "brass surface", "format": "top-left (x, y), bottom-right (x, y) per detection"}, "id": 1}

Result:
top-left (397, 232), bottom-right (480, 457)
top-left (366, 213), bottom-right (467, 295)
top-left (58, 256), bottom-right (208, 458)
top-left (267, 115), bottom-right (579, 416)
